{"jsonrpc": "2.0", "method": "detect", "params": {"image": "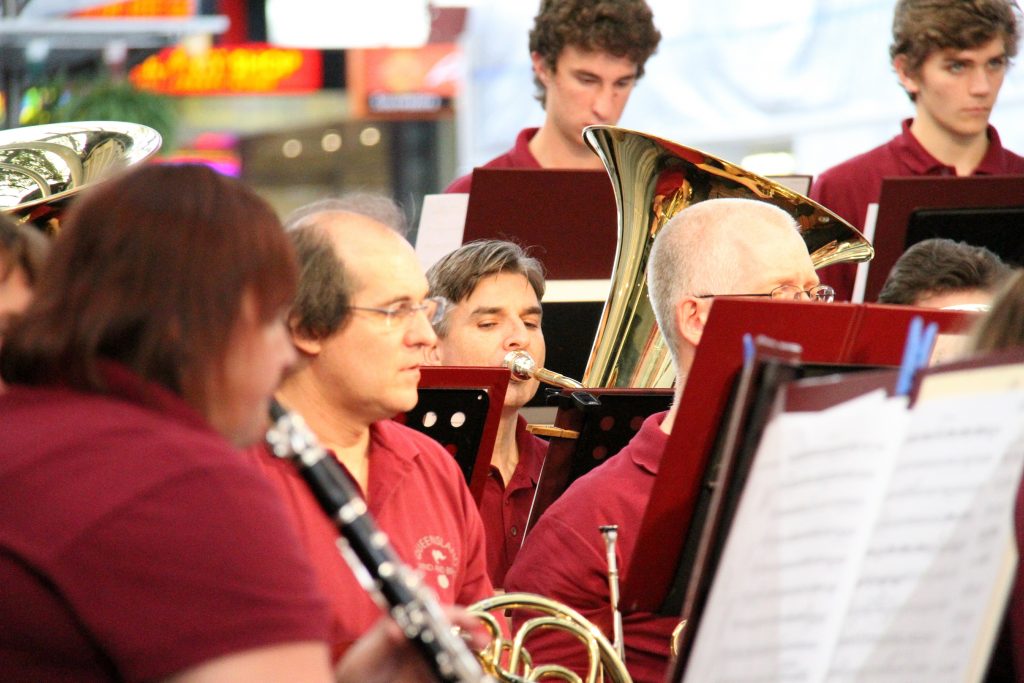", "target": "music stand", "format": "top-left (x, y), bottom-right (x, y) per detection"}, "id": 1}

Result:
top-left (523, 387), bottom-right (674, 536)
top-left (397, 366), bottom-right (510, 504)
top-left (863, 175), bottom-right (1024, 301)
top-left (462, 168), bottom-right (617, 280)
top-left (620, 298), bottom-right (979, 616)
